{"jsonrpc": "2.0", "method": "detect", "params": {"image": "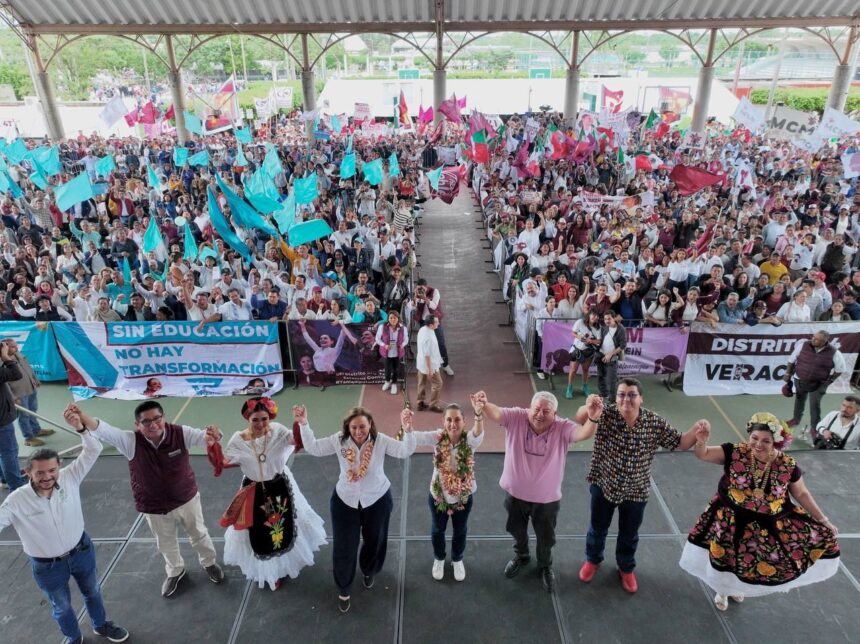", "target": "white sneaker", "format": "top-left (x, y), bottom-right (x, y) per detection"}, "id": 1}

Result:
top-left (536, 371), bottom-right (546, 380)
top-left (443, 365), bottom-right (454, 376)
top-left (714, 593), bottom-right (728, 611)
top-left (382, 381), bottom-right (391, 391)
top-left (452, 560), bottom-right (466, 582)
top-left (730, 594), bottom-right (745, 603)
top-left (390, 384), bottom-right (398, 395)
top-left (432, 559), bottom-right (445, 581)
